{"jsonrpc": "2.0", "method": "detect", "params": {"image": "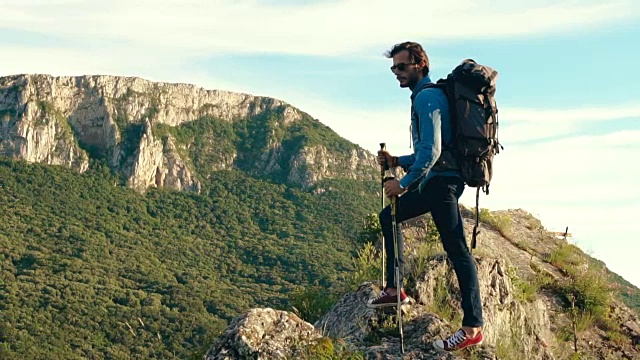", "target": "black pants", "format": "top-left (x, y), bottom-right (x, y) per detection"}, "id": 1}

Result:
top-left (379, 175), bottom-right (484, 327)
